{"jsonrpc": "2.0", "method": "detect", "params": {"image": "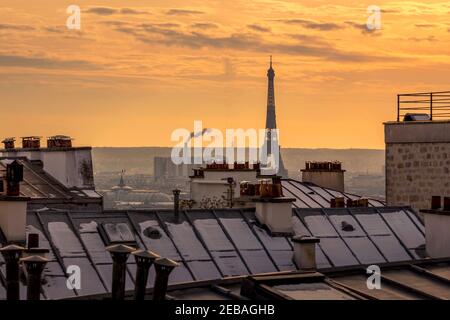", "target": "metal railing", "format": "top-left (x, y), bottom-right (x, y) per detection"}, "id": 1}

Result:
top-left (397, 91), bottom-right (450, 121)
